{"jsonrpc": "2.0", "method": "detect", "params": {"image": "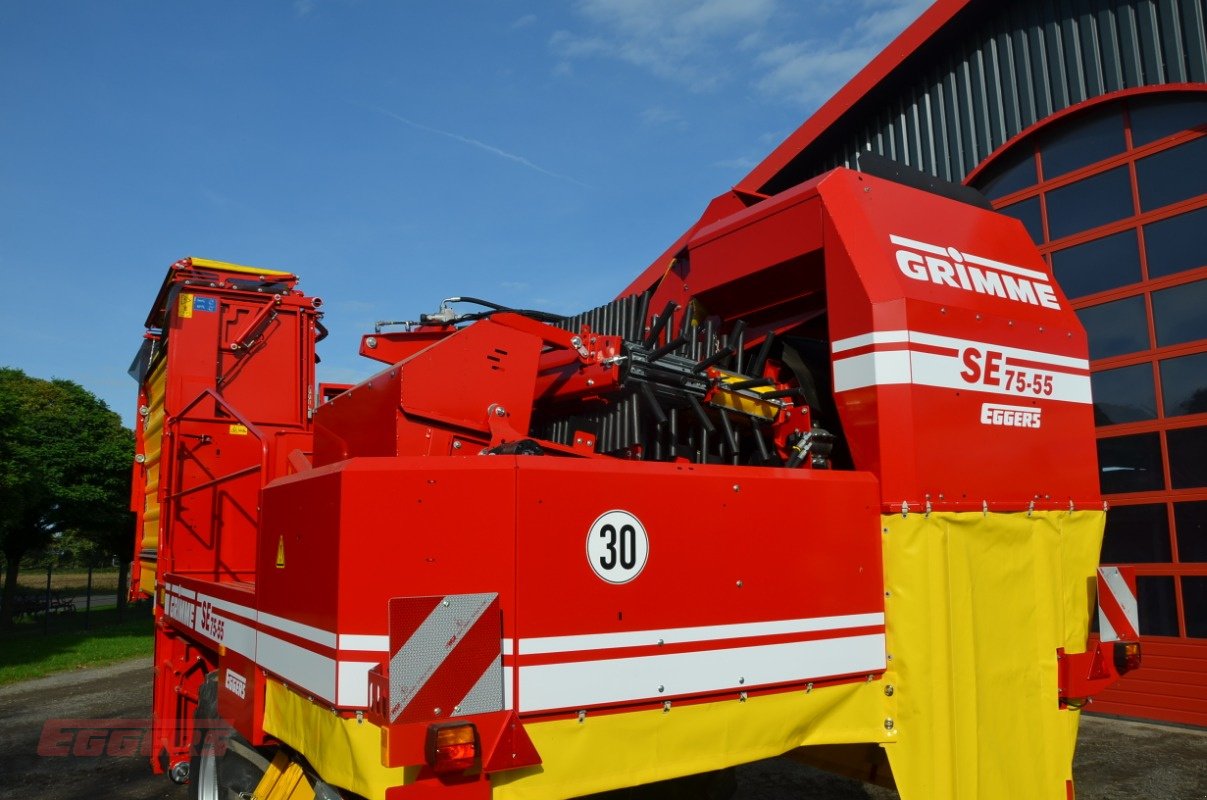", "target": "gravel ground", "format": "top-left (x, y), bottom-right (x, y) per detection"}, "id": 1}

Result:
top-left (1, 658), bottom-right (1202, 800)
